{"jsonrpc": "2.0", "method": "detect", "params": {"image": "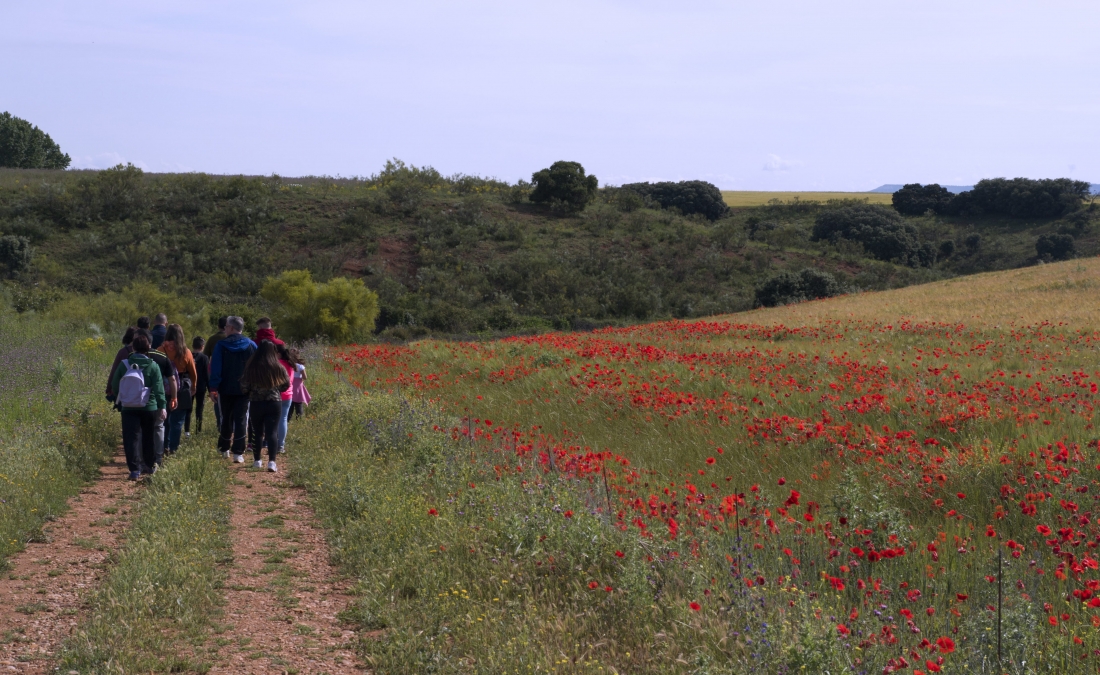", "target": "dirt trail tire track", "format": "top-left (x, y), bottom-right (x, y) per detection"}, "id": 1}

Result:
top-left (210, 461), bottom-right (362, 674)
top-left (0, 450), bottom-right (140, 673)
